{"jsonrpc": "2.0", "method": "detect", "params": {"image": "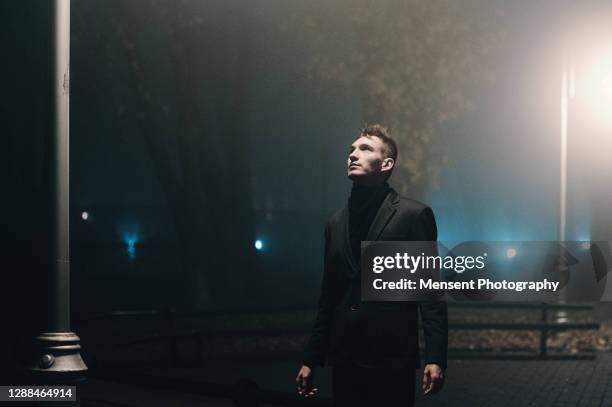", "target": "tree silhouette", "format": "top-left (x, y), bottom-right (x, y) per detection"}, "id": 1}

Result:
top-left (111, 0), bottom-right (257, 307)
top-left (297, 0), bottom-right (504, 196)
